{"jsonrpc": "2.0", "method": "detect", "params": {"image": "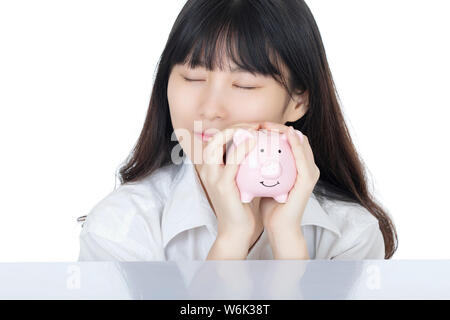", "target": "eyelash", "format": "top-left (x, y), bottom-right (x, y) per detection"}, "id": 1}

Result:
top-left (183, 77), bottom-right (256, 90)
